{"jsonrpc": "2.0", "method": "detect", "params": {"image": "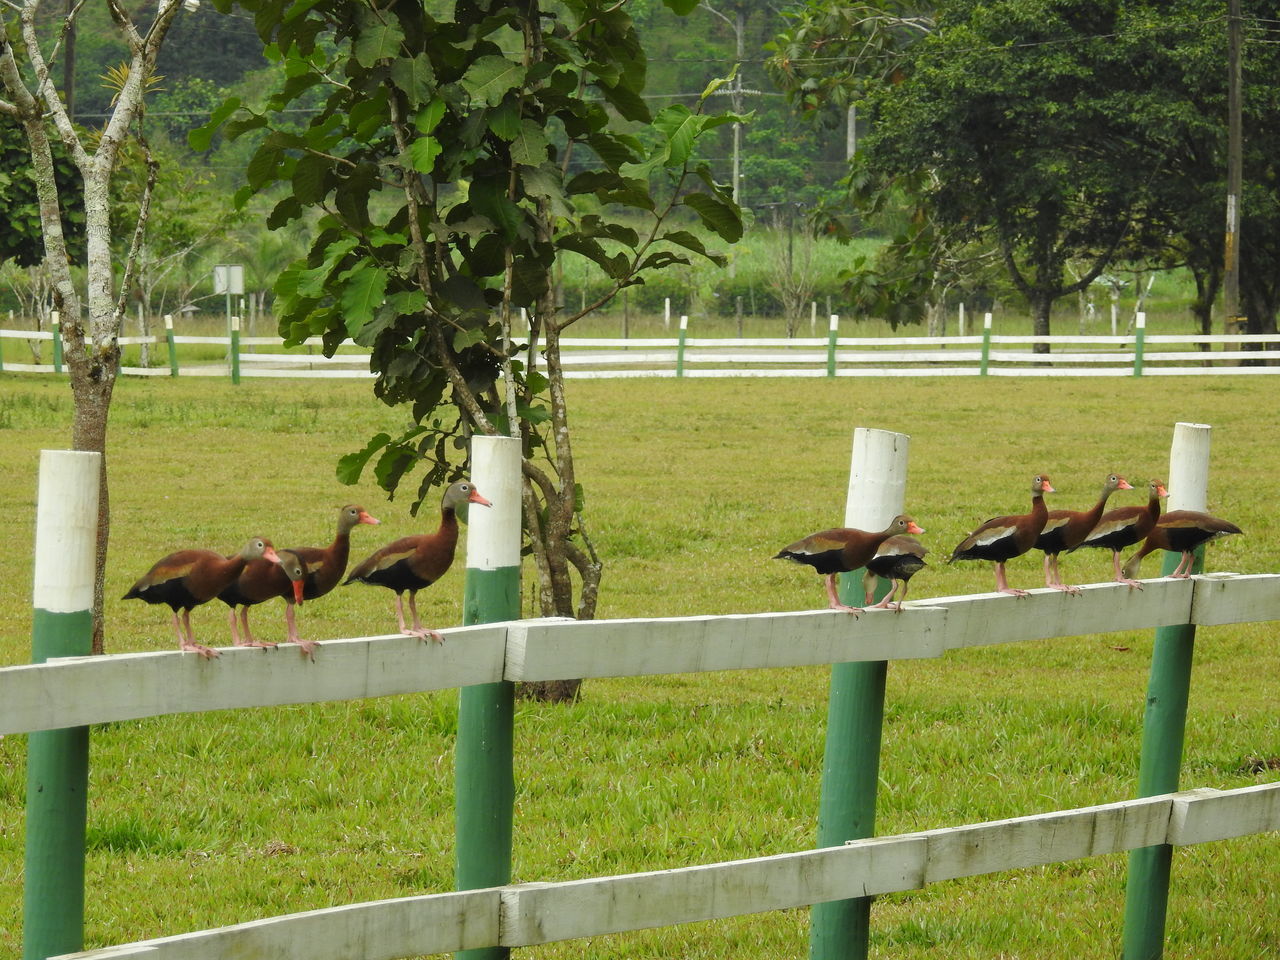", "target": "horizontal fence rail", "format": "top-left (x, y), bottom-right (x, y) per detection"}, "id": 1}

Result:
top-left (5, 326), bottom-right (1280, 380)
top-left (55, 783), bottom-right (1280, 960)
top-left (2, 573), bottom-right (1276, 736)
